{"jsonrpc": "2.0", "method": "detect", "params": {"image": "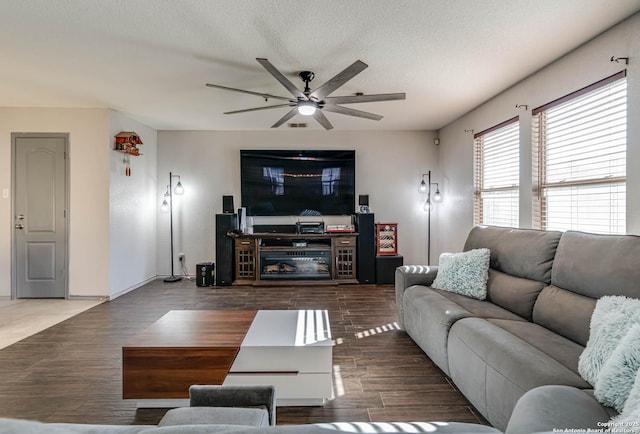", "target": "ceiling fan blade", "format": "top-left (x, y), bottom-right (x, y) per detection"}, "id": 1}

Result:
top-left (325, 93), bottom-right (406, 104)
top-left (312, 110), bottom-right (334, 130)
top-left (311, 60), bottom-right (368, 99)
top-left (205, 83), bottom-right (291, 101)
top-left (322, 105), bottom-right (383, 121)
top-left (224, 103), bottom-right (294, 115)
top-left (256, 58), bottom-right (305, 99)
top-left (271, 107), bottom-right (299, 128)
